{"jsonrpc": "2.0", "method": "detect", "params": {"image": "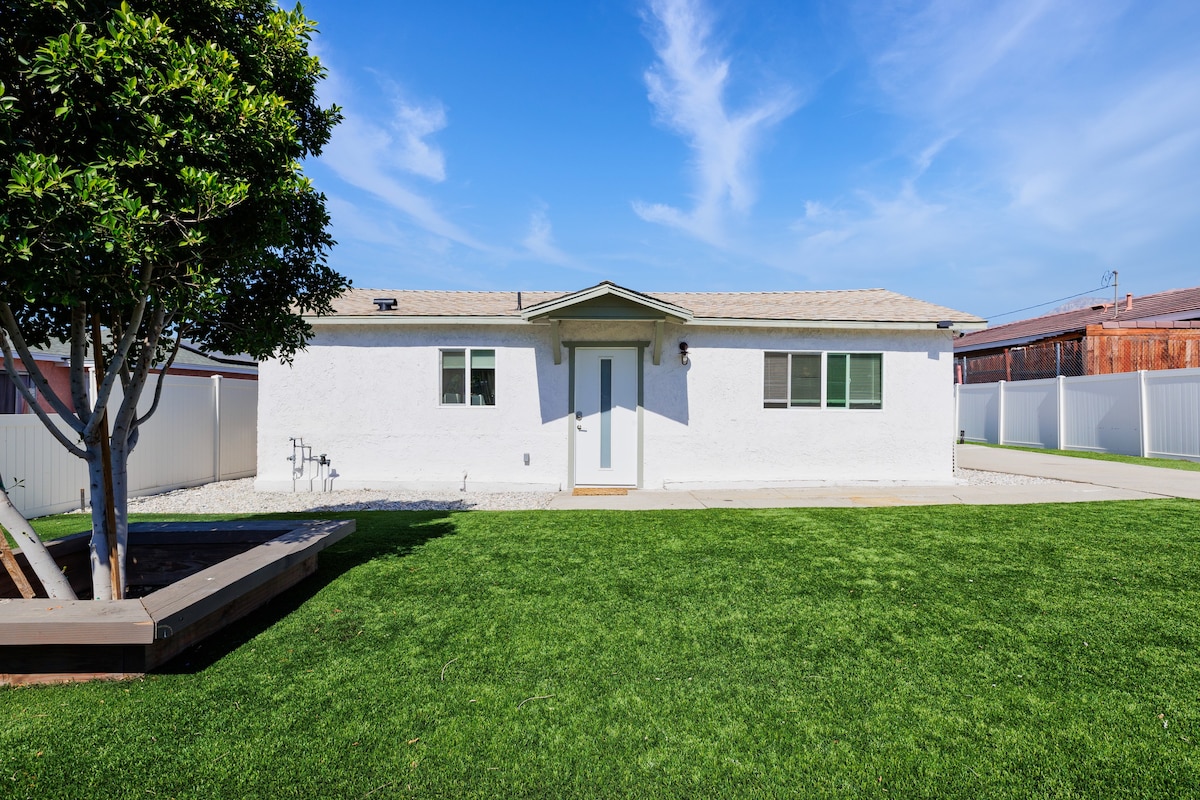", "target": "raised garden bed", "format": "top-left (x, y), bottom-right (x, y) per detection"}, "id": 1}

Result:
top-left (0, 519), bottom-right (354, 685)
